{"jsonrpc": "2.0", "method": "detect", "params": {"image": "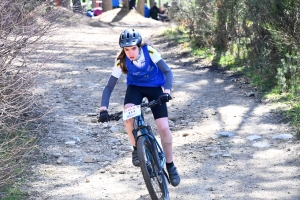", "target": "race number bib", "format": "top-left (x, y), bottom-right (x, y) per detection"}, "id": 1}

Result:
top-left (123, 105), bottom-right (141, 121)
